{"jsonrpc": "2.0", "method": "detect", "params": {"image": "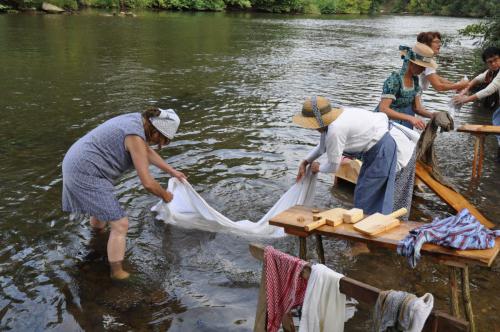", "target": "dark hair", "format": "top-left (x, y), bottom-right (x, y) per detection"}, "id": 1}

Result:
top-left (142, 107), bottom-right (161, 118)
top-left (142, 107), bottom-right (162, 142)
top-left (482, 46), bottom-right (500, 62)
top-left (417, 31), bottom-right (441, 47)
